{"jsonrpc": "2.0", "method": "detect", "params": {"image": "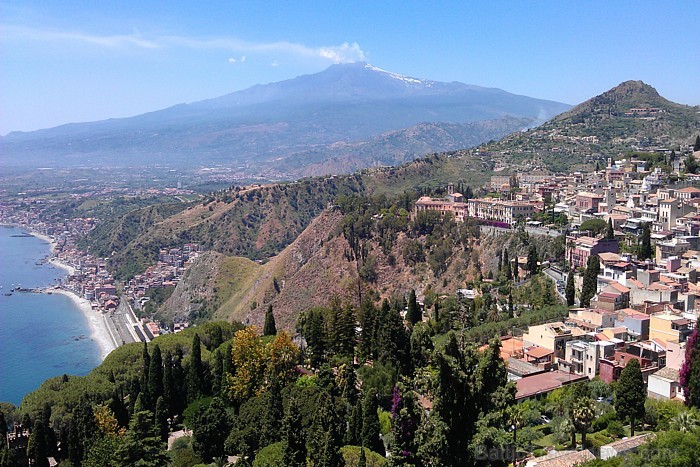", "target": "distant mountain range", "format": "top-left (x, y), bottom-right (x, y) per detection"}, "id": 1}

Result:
top-left (1, 62), bottom-right (570, 175)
